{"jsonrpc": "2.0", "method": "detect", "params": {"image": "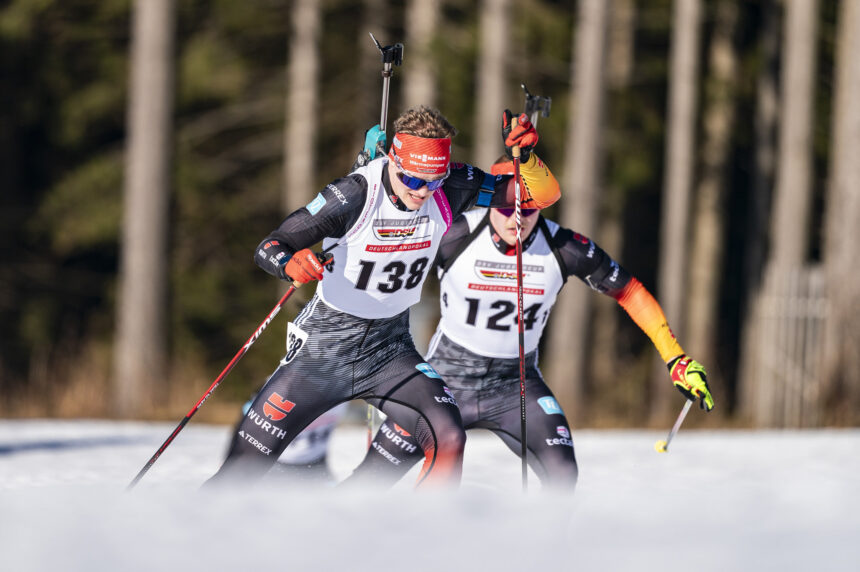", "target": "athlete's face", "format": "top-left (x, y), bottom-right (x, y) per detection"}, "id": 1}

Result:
top-left (489, 207), bottom-right (540, 246)
top-left (388, 161), bottom-right (447, 210)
